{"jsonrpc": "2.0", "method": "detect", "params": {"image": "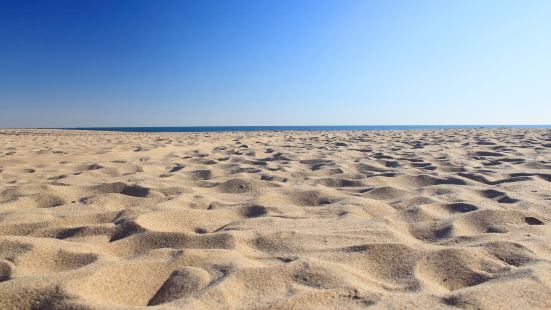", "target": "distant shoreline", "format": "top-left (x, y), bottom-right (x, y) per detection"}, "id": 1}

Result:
top-left (56, 125), bottom-right (551, 133)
